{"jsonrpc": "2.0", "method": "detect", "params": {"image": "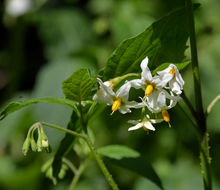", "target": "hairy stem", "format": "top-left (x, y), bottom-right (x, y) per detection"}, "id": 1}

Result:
top-left (185, 0), bottom-right (212, 189)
